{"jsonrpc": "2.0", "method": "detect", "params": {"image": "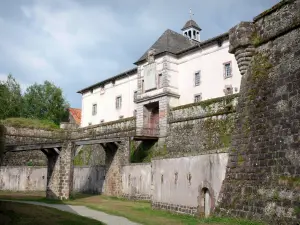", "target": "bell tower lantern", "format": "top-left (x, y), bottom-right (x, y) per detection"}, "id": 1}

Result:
top-left (181, 10), bottom-right (201, 42)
